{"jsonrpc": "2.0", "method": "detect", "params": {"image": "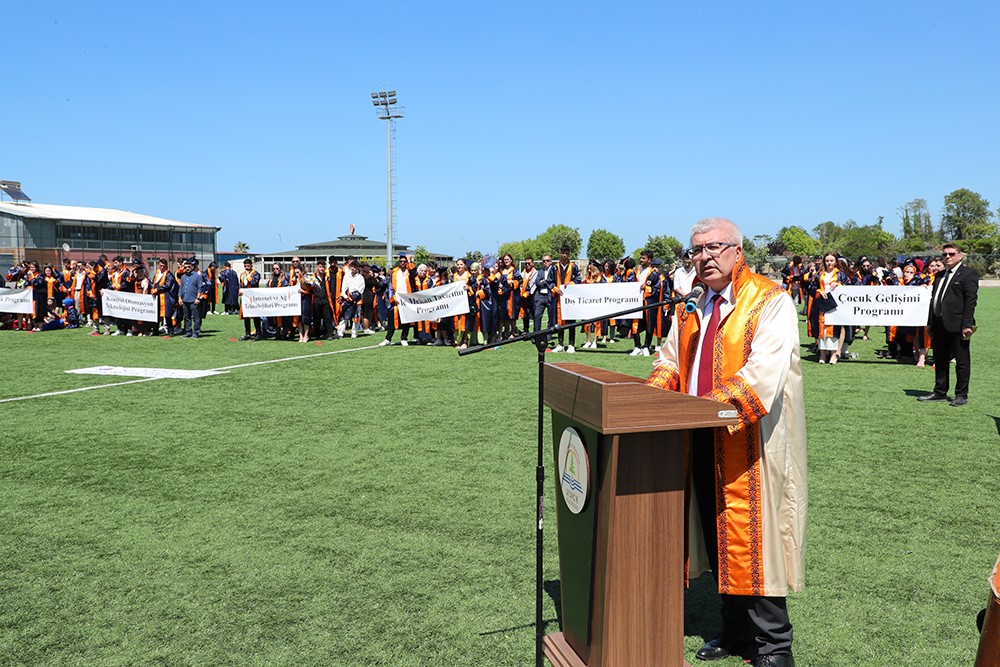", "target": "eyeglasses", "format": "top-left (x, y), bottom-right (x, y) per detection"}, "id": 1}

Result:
top-left (542, 258), bottom-right (552, 263)
top-left (688, 242), bottom-right (738, 259)
top-left (942, 251), bottom-right (959, 257)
